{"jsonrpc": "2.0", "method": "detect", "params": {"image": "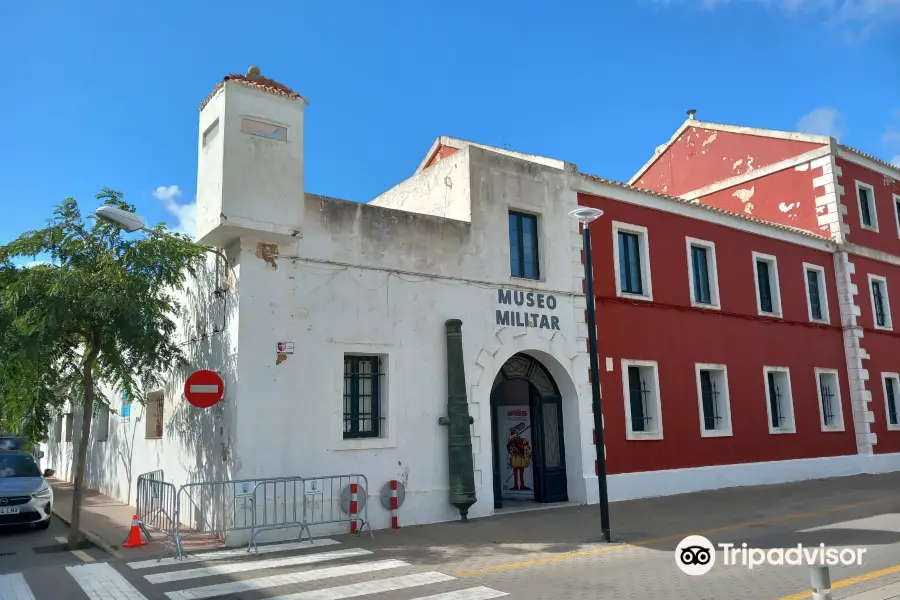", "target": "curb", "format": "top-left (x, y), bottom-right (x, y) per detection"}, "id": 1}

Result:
top-left (50, 507), bottom-right (126, 560)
